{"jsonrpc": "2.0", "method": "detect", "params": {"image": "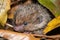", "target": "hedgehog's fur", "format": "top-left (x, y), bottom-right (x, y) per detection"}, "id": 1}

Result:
top-left (9, 0), bottom-right (55, 34)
